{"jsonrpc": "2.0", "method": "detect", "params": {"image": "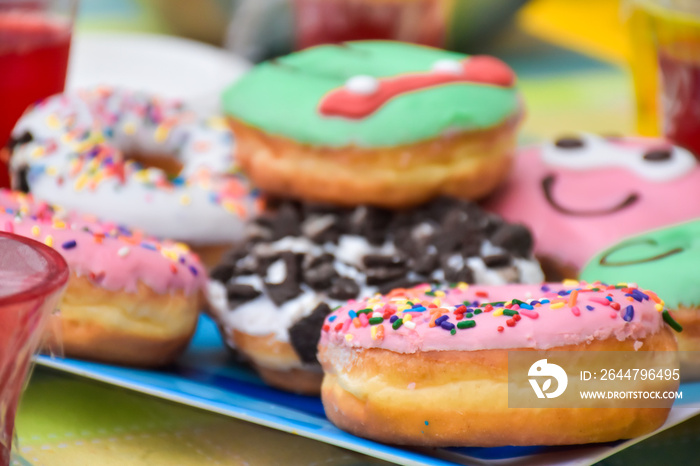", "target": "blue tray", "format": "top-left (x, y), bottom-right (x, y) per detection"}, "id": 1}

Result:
top-left (35, 315), bottom-right (700, 466)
